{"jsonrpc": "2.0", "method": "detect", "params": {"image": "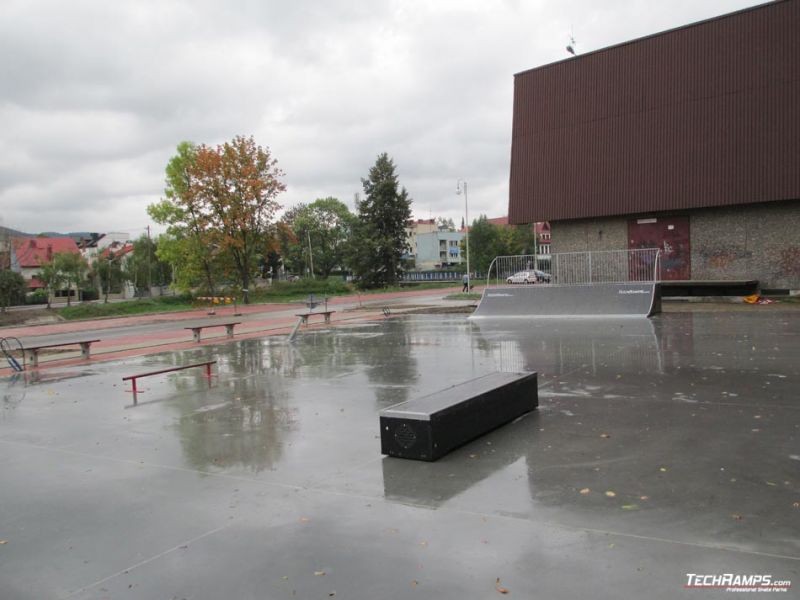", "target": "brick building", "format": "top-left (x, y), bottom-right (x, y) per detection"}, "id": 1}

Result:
top-left (508, 0), bottom-right (800, 291)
